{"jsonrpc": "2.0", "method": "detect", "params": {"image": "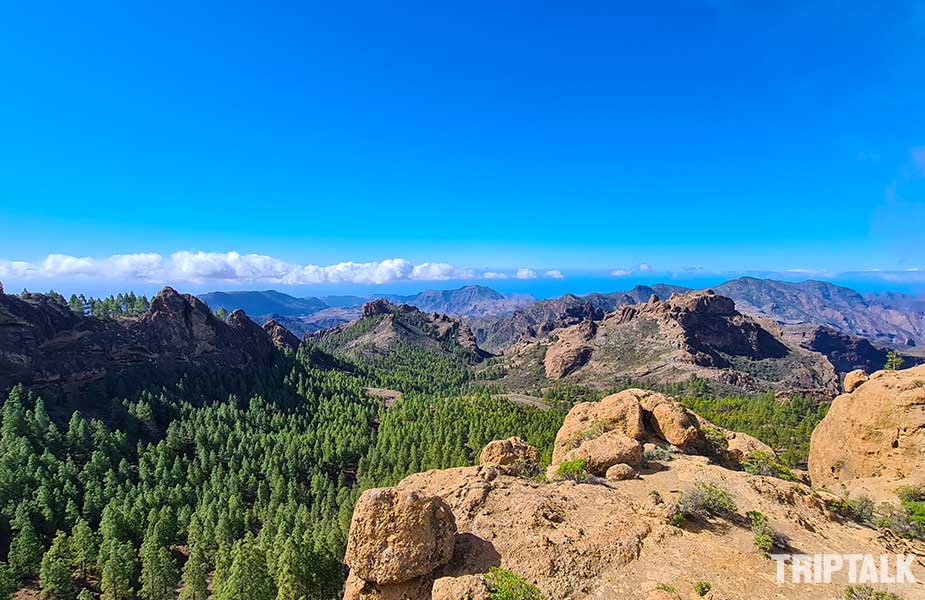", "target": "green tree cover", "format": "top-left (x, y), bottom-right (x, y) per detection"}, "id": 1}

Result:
top-left (0, 343), bottom-right (564, 598)
top-left (53, 291), bottom-right (150, 318)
